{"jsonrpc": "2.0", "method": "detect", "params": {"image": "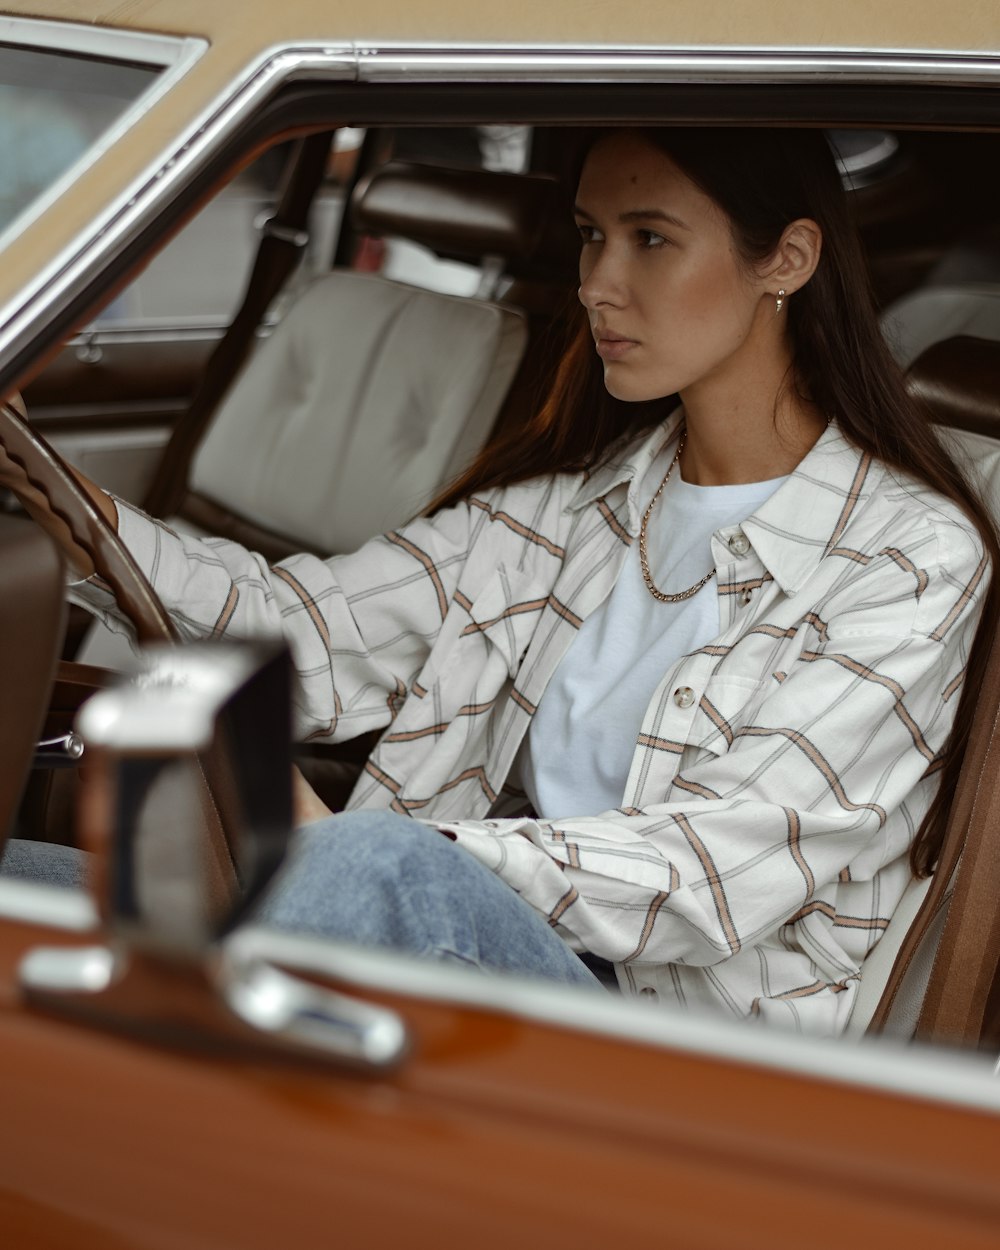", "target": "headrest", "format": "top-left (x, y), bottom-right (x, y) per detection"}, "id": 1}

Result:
top-left (906, 335), bottom-right (1000, 439)
top-left (352, 160), bottom-right (578, 280)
